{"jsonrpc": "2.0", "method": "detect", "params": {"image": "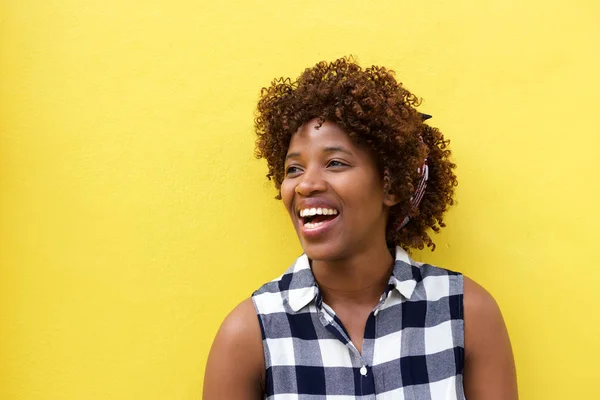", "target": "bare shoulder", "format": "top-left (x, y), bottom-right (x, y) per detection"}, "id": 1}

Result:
top-left (203, 298), bottom-right (264, 400)
top-left (463, 277), bottom-right (502, 325)
top-left (463, 276), bottom-right (507, 358)
top-left (217, 298), bottom-right (263, 345)
top-left (462, 276), bottom-right (518, 399)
